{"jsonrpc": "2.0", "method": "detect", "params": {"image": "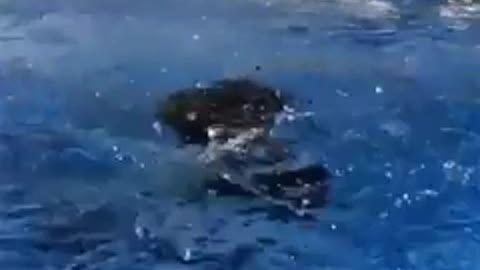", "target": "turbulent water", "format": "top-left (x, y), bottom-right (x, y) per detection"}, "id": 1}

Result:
top-left (1, 0), bottom-right (480, 269)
